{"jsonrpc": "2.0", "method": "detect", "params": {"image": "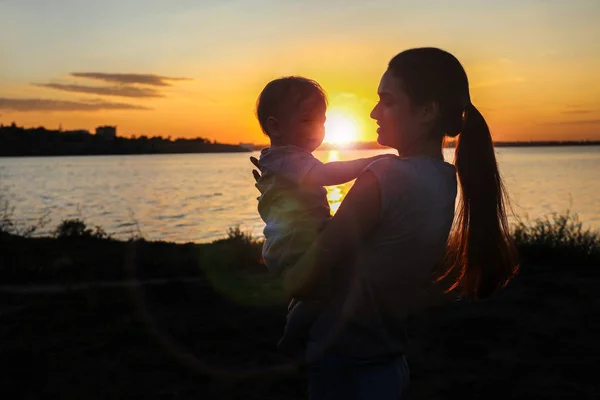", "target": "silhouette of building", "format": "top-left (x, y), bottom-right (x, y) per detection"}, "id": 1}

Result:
top-left (65, 129), bottom-right (91, 135)
top-left (96, 126), bottom-right (117, 139)
top-left (238, 142), bottom-right (255, 150)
